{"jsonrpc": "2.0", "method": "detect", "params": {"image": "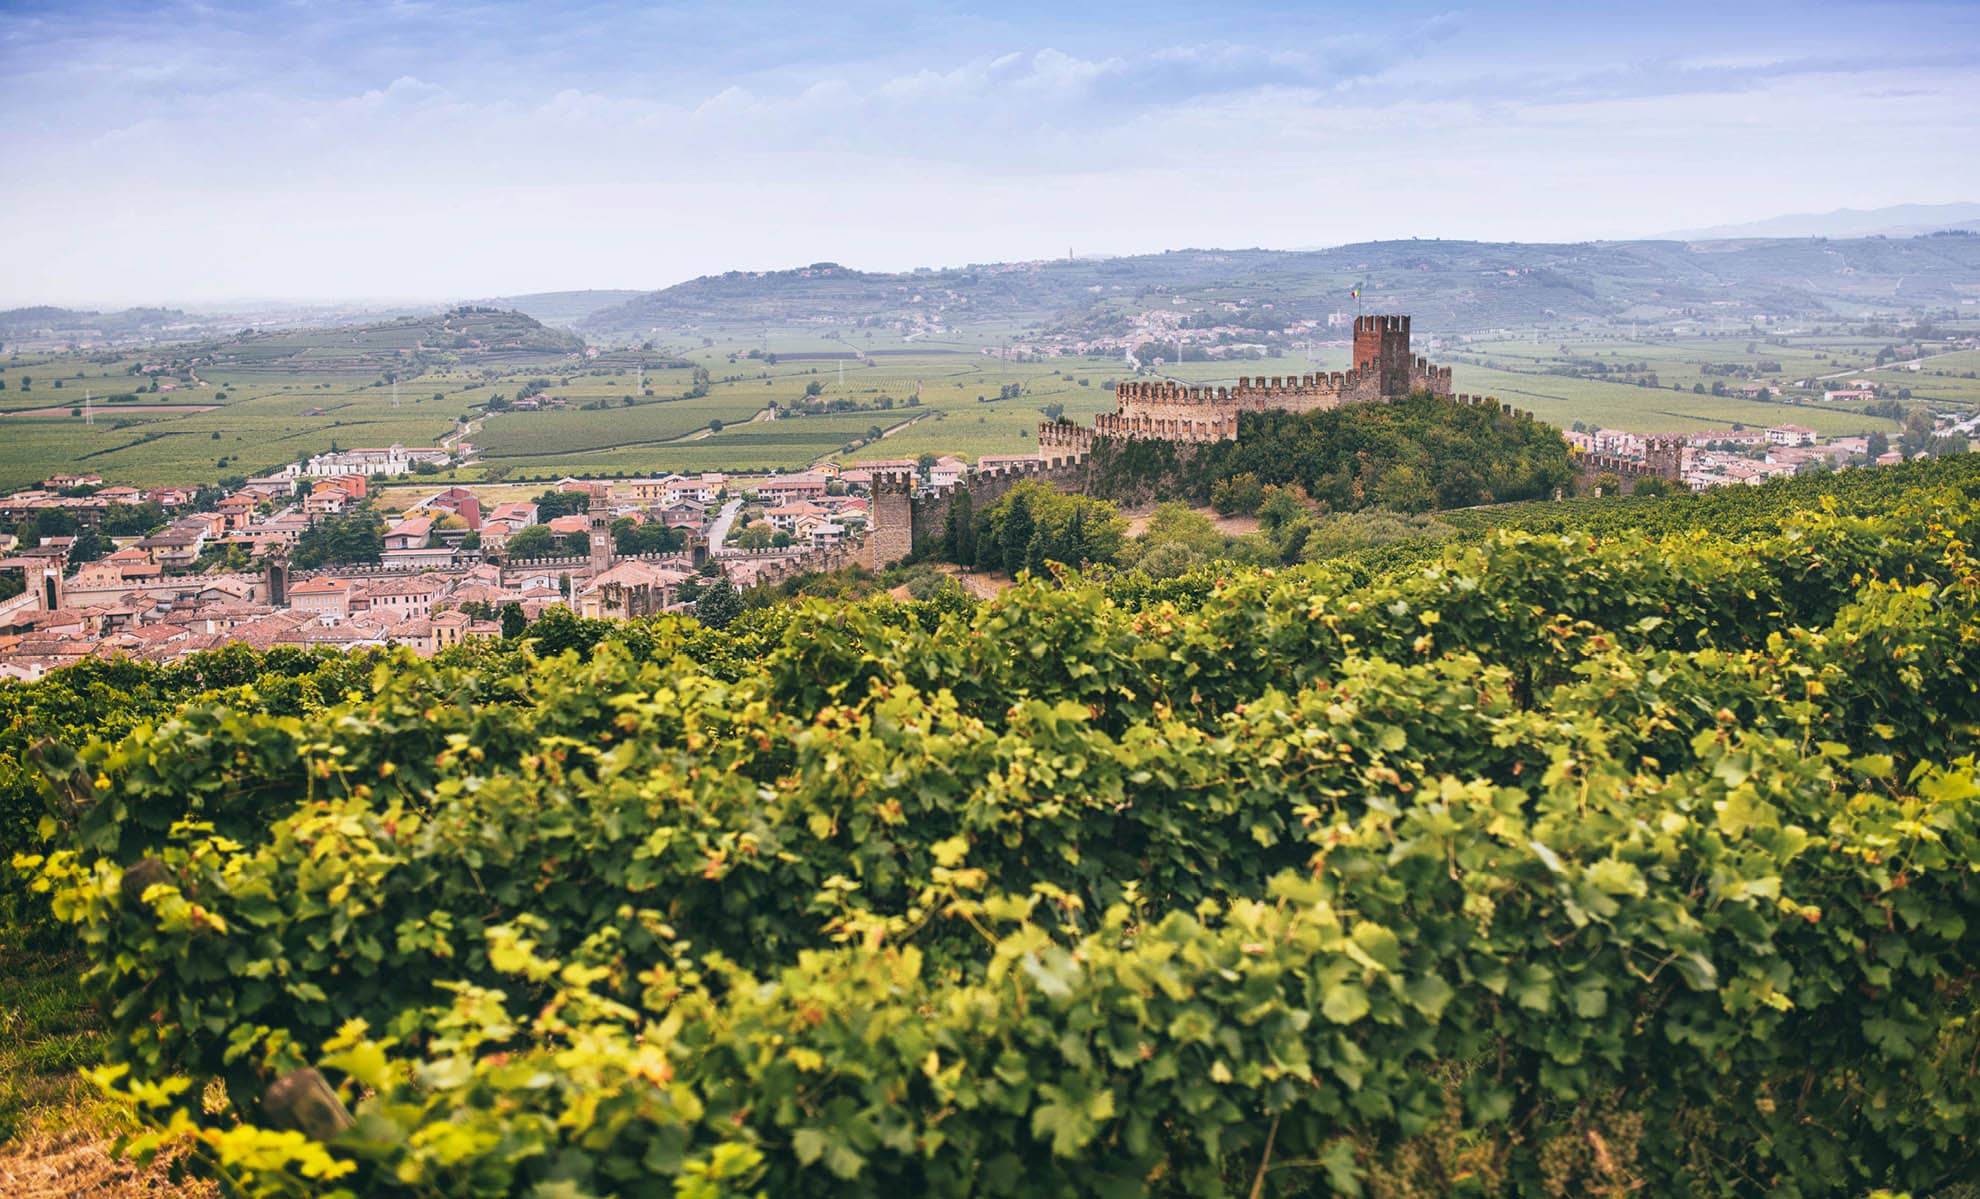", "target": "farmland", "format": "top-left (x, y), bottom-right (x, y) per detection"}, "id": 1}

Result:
top-left (5, 302), bottom-right (1975, 492)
